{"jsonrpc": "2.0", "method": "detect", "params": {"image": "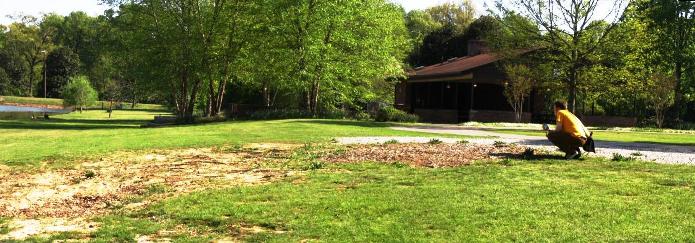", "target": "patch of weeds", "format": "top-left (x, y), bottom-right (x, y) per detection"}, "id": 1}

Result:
top-left (499, 158), bottom-right (514, 166)
top-left (145, 183), bottom-right (168, 195)
top-left (630, 152), bottom-right (644, 157)
top-left (84, 170), bottom-right (97, 179)
top-left (0, 217), bottom-right (11, 235)
top-left (457, 140), bottom-right (469, 144)
top-left (493, 141), bottom-right (508, 147)
top-left (612, 153), bottom-right (636, 162)
top-left (655, 178), bottom-right (690, 187)
top-left (305, 161), bottom-right (324, 170)
top-left (522, 148), bottom-right (535, 160)
top-left (330, 138), bottom-right (338, 143)
top-left (428, 138), bottom-right (443, 145)
top-left (384, 139), bottom-right (400, 145)
top-left (221, 144), bottom-right (245, 153)
top-left (390, 162), bottom-right (408, 168)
